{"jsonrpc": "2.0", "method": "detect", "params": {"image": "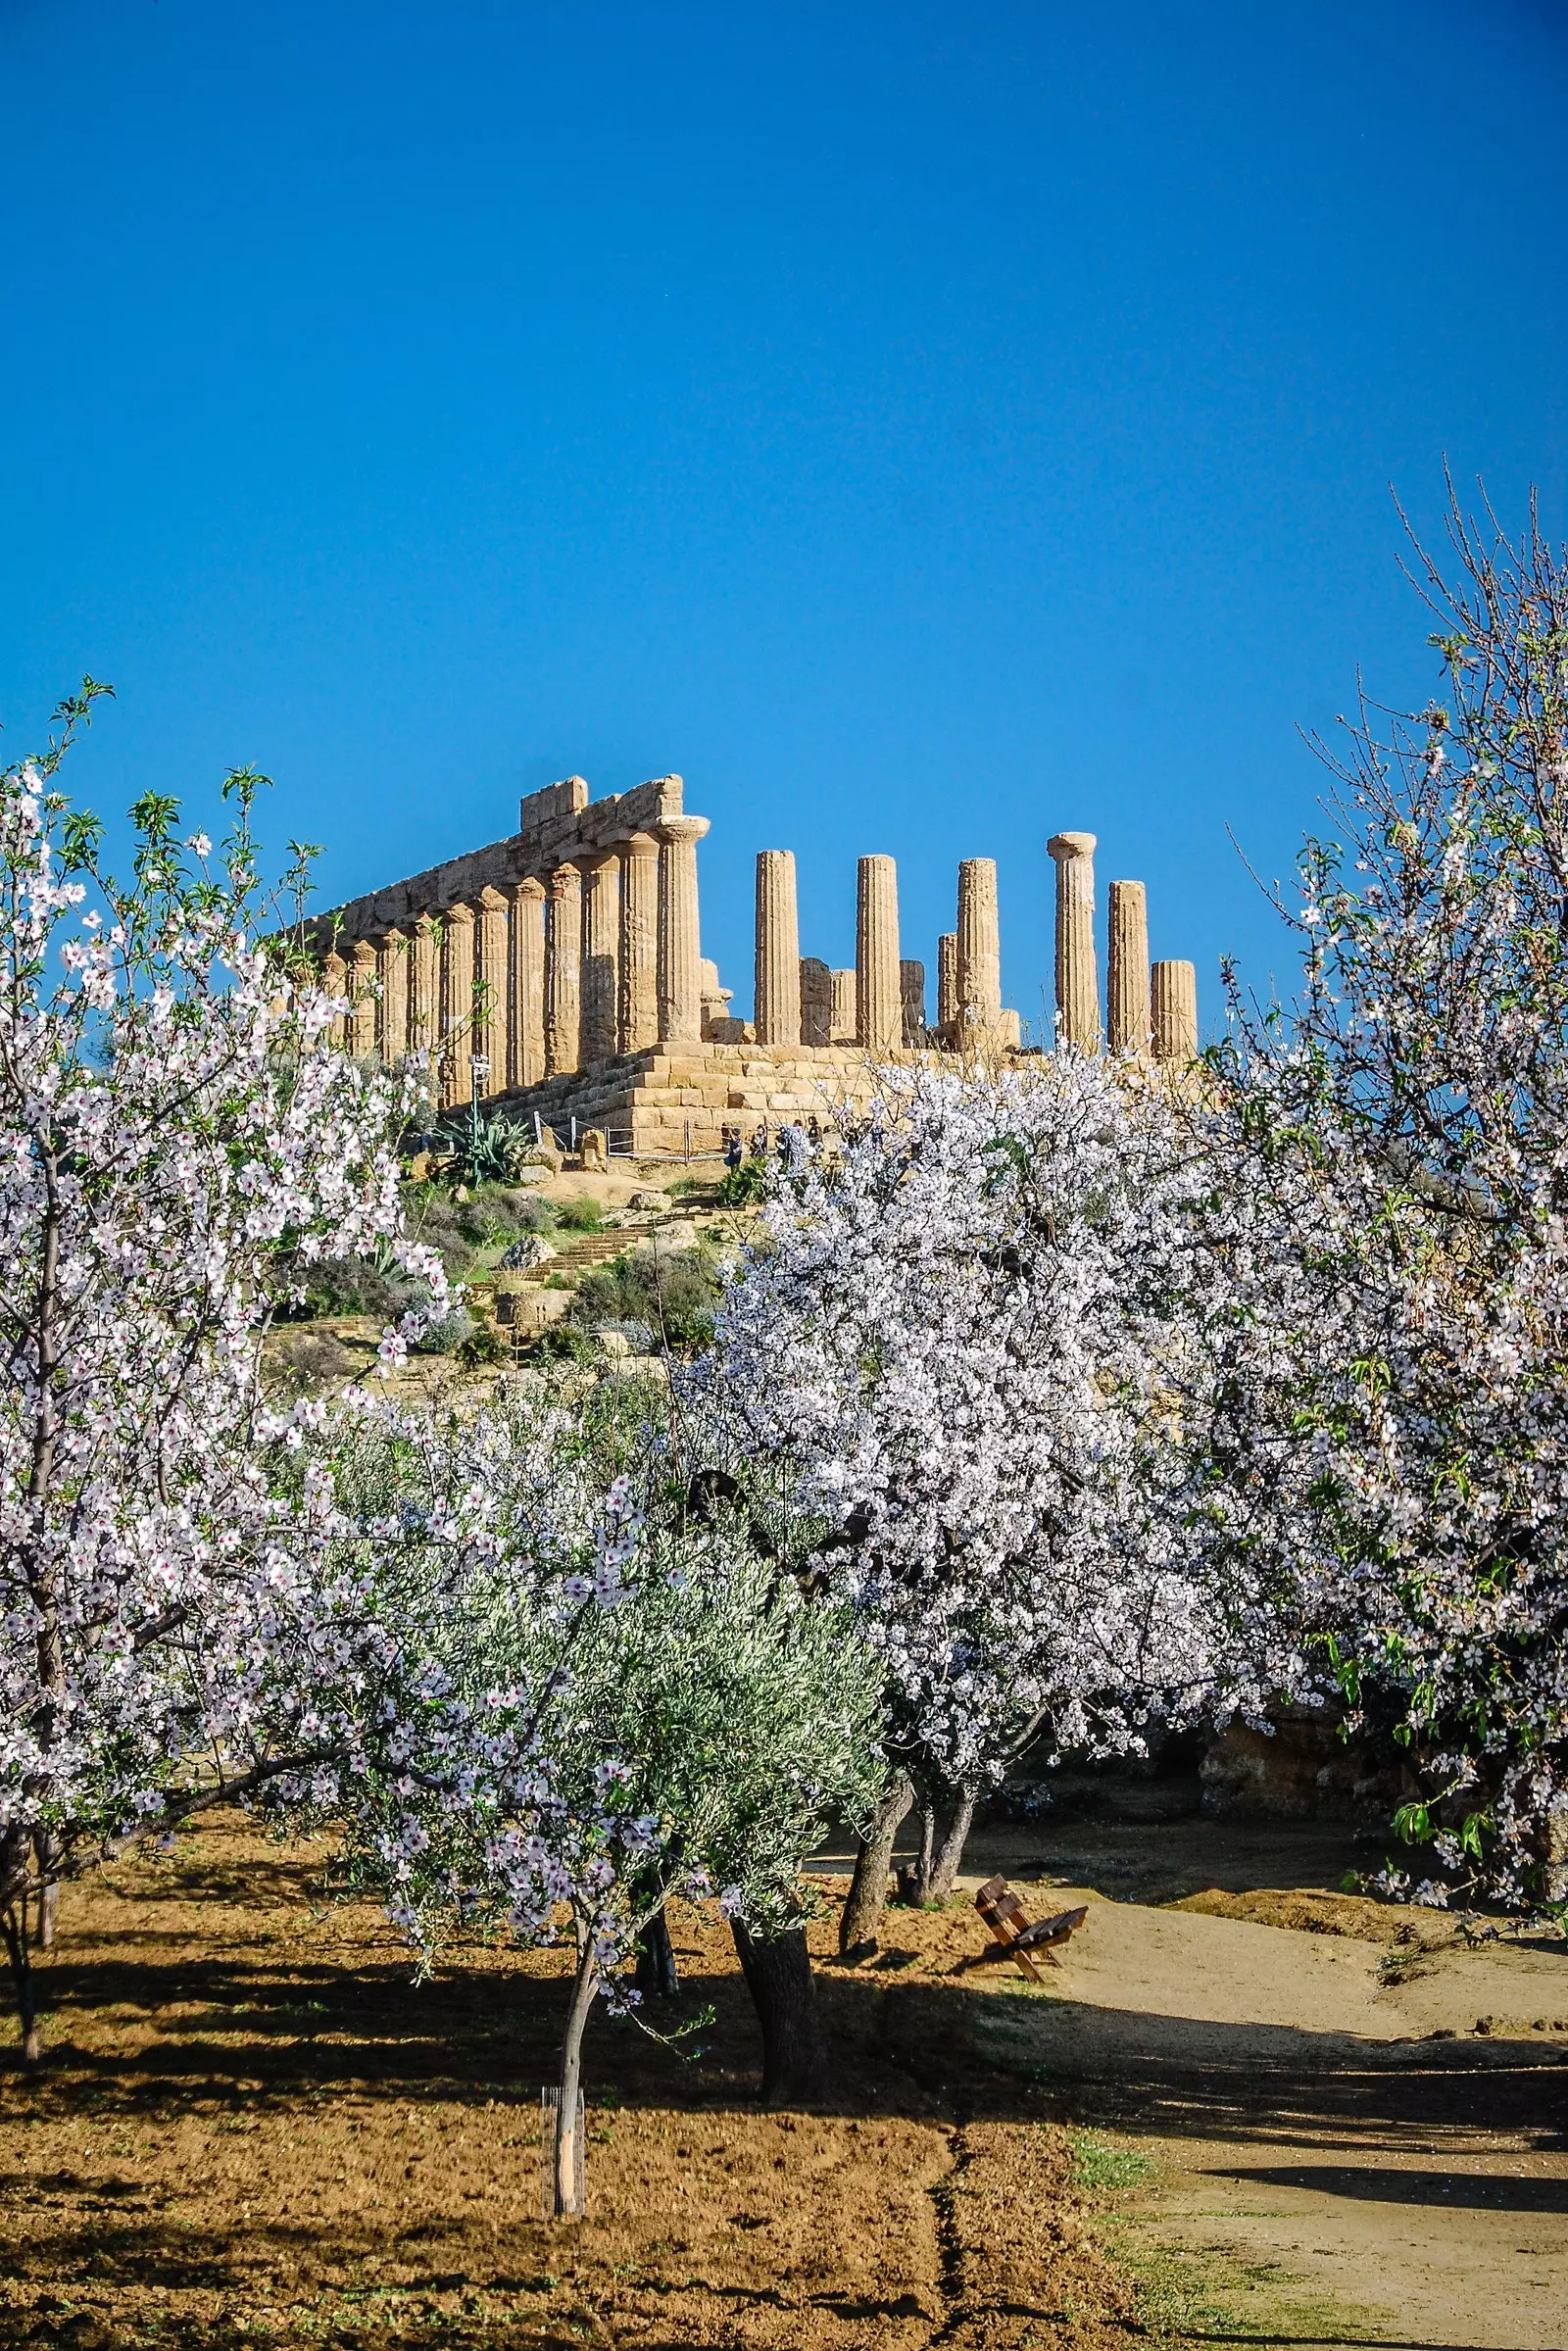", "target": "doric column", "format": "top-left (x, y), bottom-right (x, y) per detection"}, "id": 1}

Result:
top-left (545, 863), bottom-right (583, 1076)
top-left (937, 934), bottom-right (959, 1037)
top-left (320, 949), bottom-right (347, 1050)
top-left (618, 833), bottom-right (661, 1052)
top-left (856, 855), bottom-right (902, 1058)
top-left (1152, 960), bottom-right (1199, 1063)
top-left (1107, 880), bottom-right (1152, 1059)
top-left (440, 901), bottom-right (475, 1109)
top-left (1047, 831), bottom-right (1101, 1053)
top-left (376, 927), bottom-right (409, 1059)
top-left (409, 913), bottom-right (439, 1055)
top-left (580, 851), bottom-right (621, 1064)
top-left (754, 850), bottom-right (802, 1047)
top-left (475, 885), bottom-right (510, 1091)
top-left (830, 968), bottom-right (857, 1043)
top-left (799, 956), bottom-right (832, 1046)
top-left (348, 939), bottom-right (378, 1058)
top-left (510, 877), bottom-right (547, 1089)
top-left (956, 857), bottom-right (1003, 1040)
top-left (901, 959), bottom-right (926, 1047)
top-left (657, 815), bottom-right (709, 1045)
